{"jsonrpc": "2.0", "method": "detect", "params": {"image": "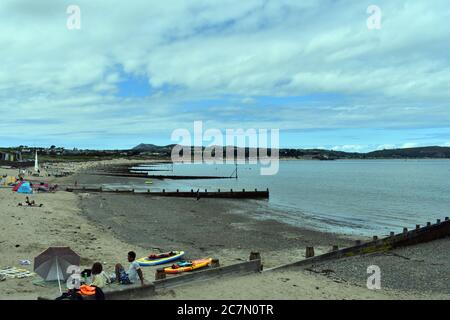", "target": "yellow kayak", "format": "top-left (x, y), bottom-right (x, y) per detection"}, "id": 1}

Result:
top-left (164, 258), bottom-right (212, 274)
